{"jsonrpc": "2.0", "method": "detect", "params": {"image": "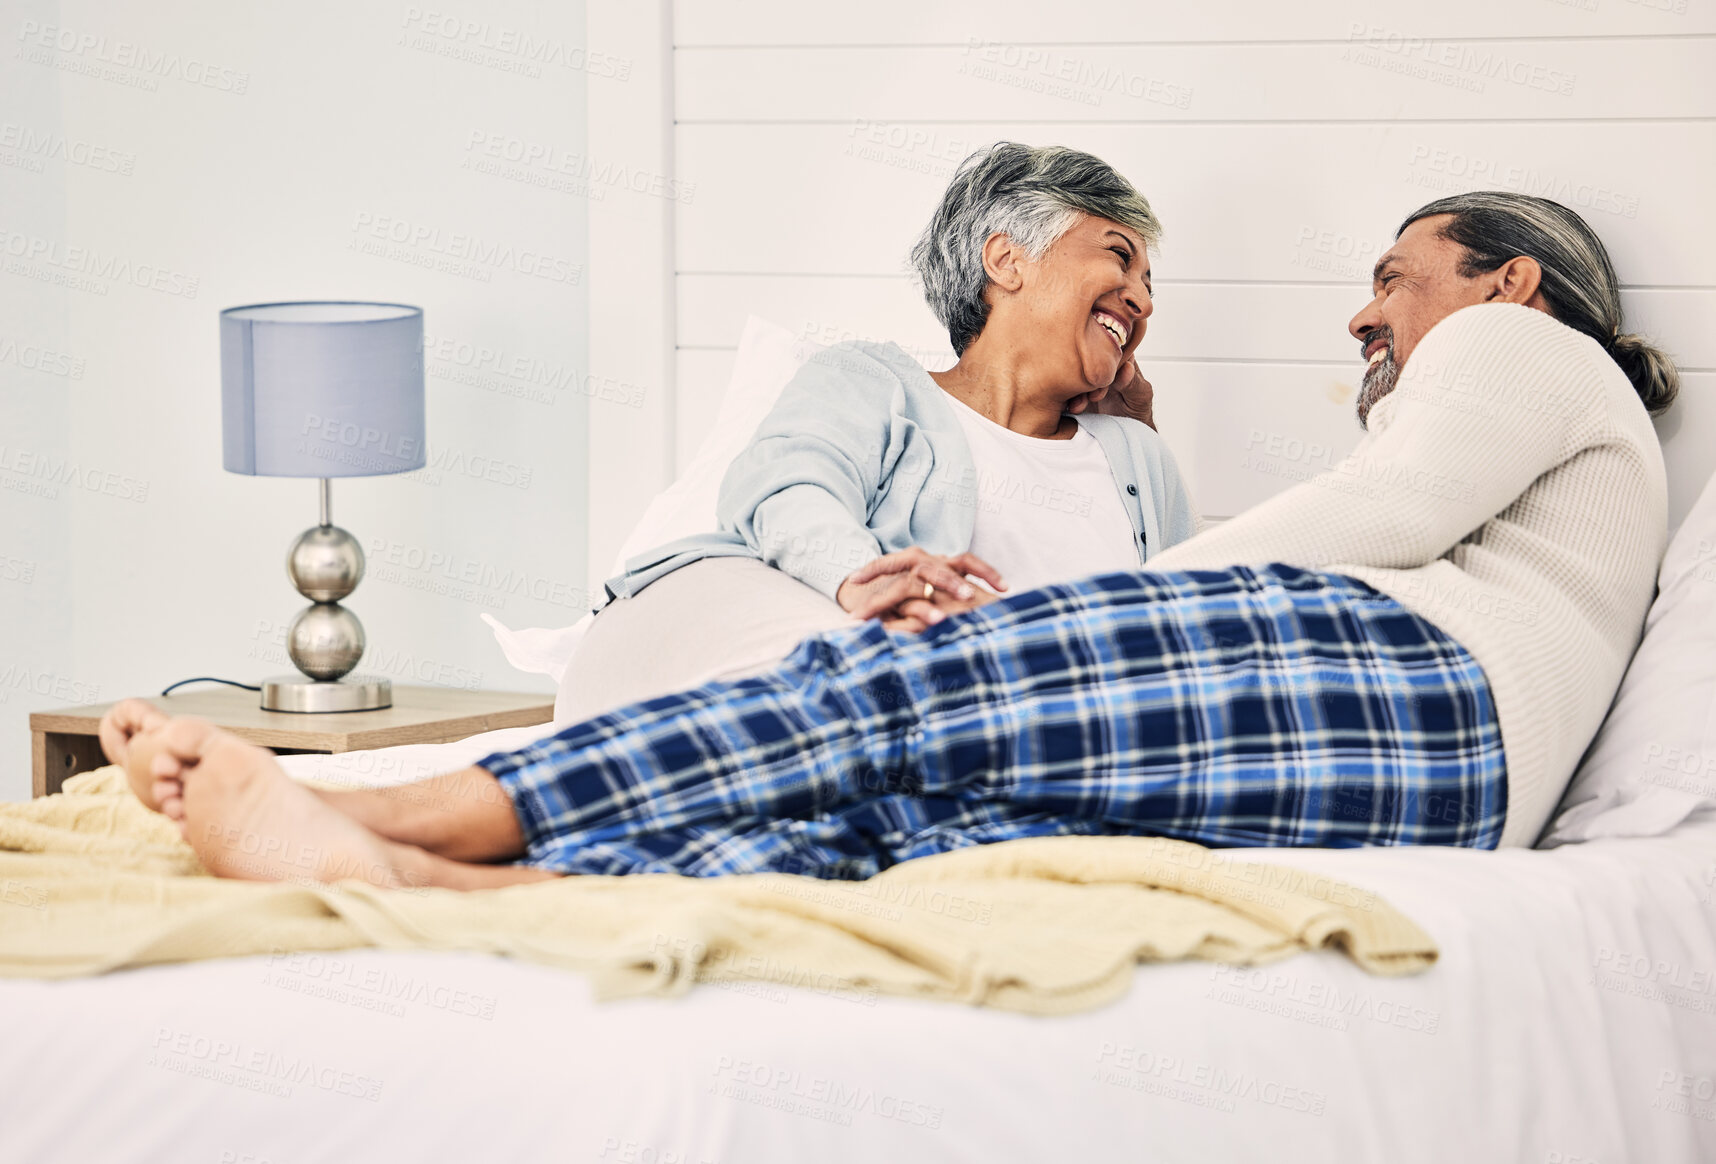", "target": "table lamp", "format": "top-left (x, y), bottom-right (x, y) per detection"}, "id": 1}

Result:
top-left (220, 301), bottom-right (426, 712)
